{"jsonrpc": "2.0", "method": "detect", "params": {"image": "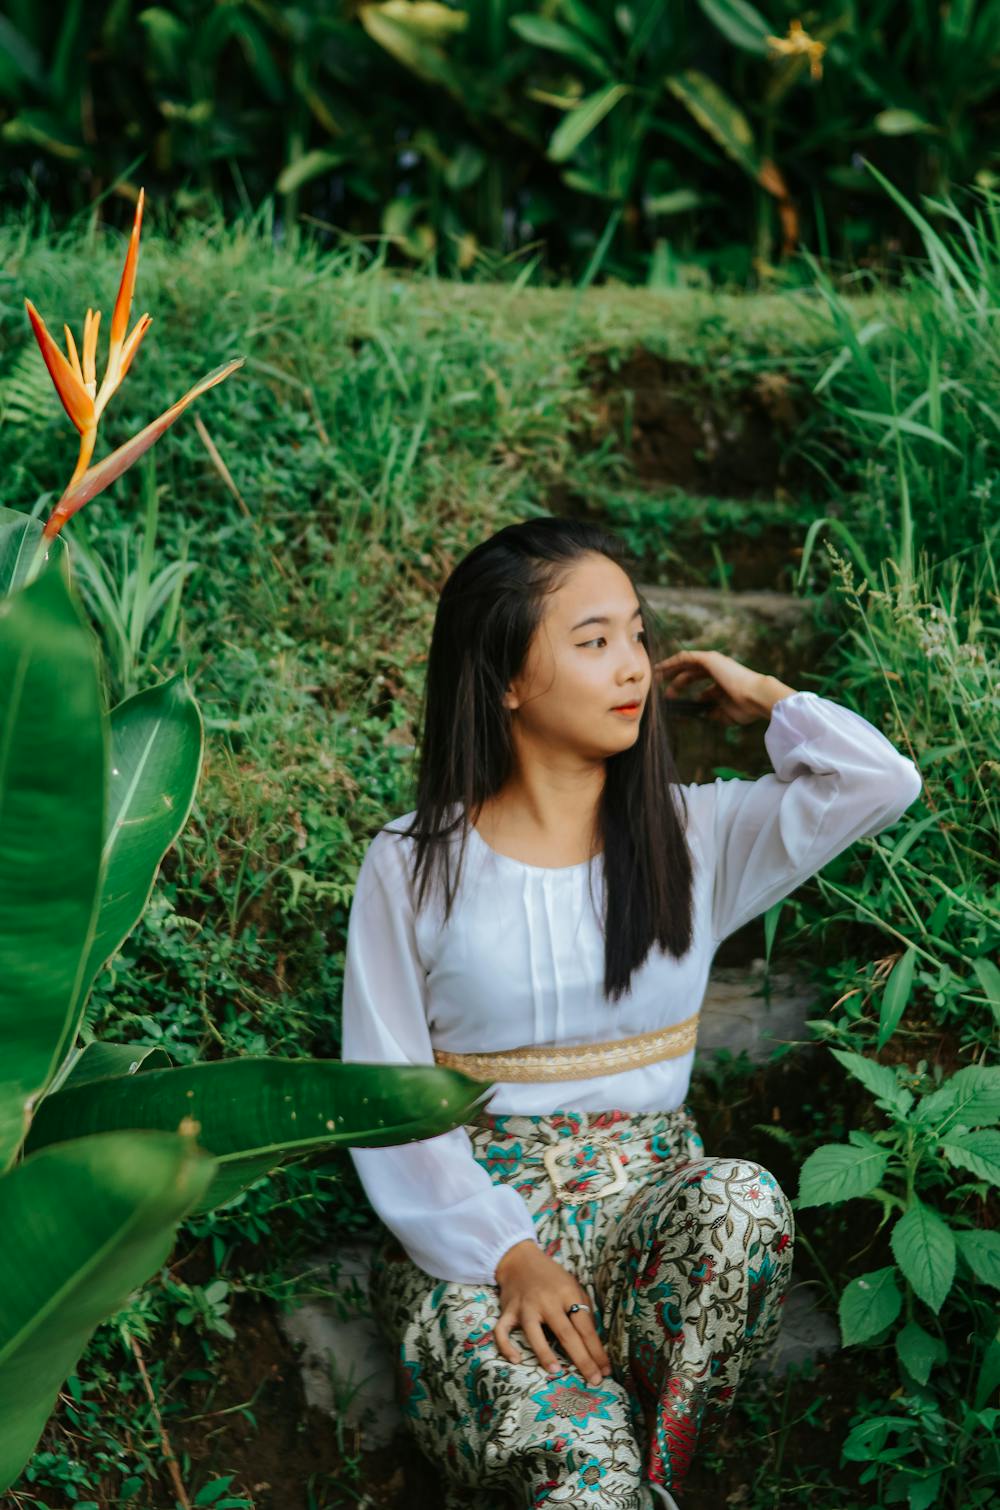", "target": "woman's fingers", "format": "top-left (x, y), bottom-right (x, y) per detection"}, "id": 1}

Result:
top-left (662, 668), bottom-right (714, 692)
top-left (545, 1310), bottom-right (607, 1384)
top-left (495, 1292), bottom-right (611, 1385)
top-left (569, 1309), bottom-right (612, 1374)
top-left (521, 1315), bottom-right (563, 1375)
top-left (655, 649), bottom-right (718, 672)
top-left (492, 1310), bottom-right (522, 1364)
